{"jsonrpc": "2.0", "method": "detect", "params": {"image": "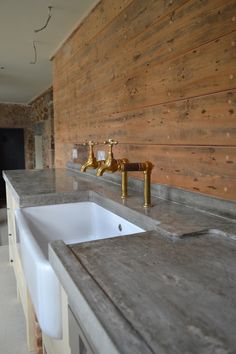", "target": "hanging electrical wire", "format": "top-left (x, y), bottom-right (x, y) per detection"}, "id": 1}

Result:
top-left (30, 41), bottom-right (38, 64)
top-left (34, 6), bottom-right (53, 33)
